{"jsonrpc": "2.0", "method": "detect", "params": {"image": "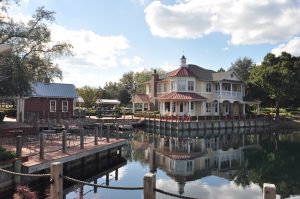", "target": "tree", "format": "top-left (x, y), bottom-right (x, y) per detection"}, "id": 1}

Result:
top-left (217, 67), bottom-right (225, 72)
top-left (76, 86), bottom-right (98, 108)
top-left (0, 6), bottom-right (72, 96)
top-left (248, 52), bottom-right (300, 119)
top-left (230, 57), bottom-right (254, 81)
